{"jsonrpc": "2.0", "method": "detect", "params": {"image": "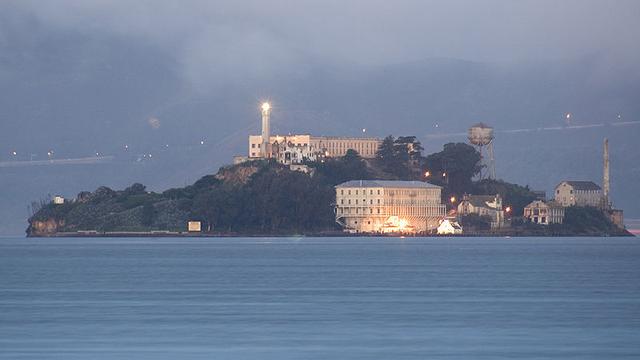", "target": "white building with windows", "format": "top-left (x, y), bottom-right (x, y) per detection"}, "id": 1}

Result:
top-left (523, 200), bottom-right (565, 225)
top-left (554, 181), bottom-right (602, 207)
top-left (457, 194), bottom-right (505, 228)
top-left (249, 134), bottom-right (381, 164)
top-left (335, 180), bottom-right (446, 233)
